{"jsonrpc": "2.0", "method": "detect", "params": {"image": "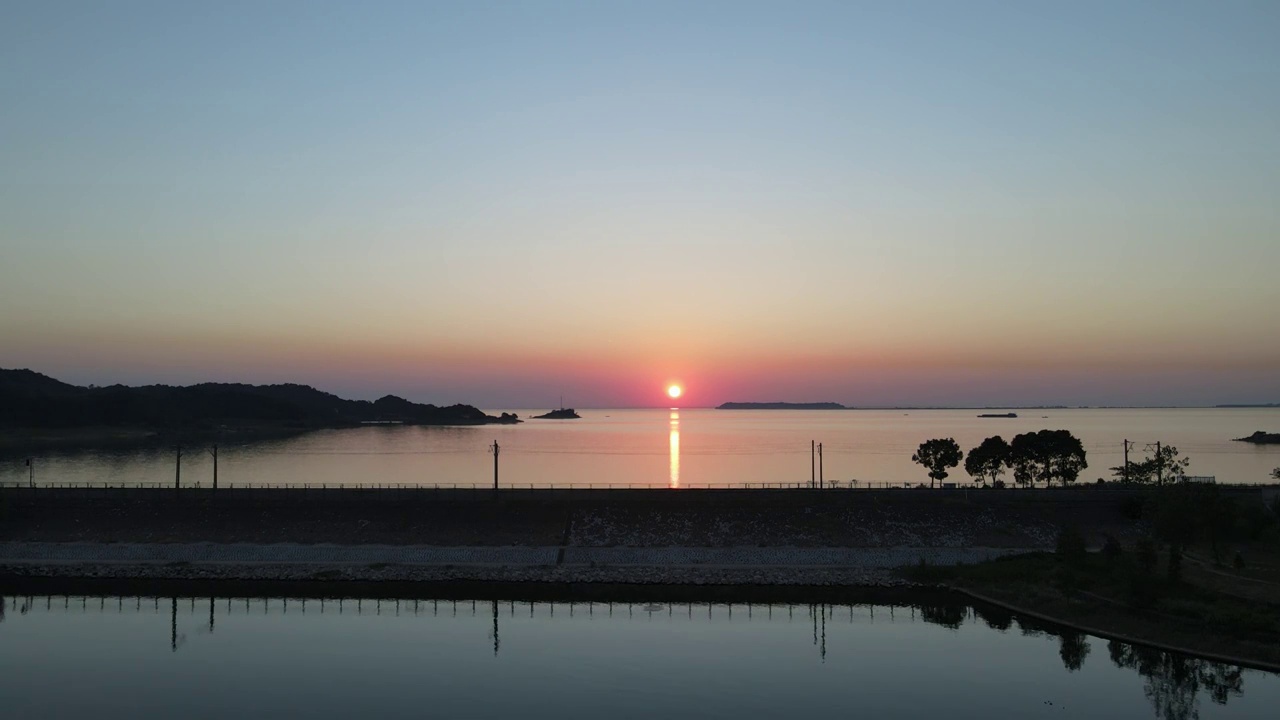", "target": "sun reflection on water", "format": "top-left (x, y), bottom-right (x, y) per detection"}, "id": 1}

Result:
top-left (669, 410), bottom-right (680, 488)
